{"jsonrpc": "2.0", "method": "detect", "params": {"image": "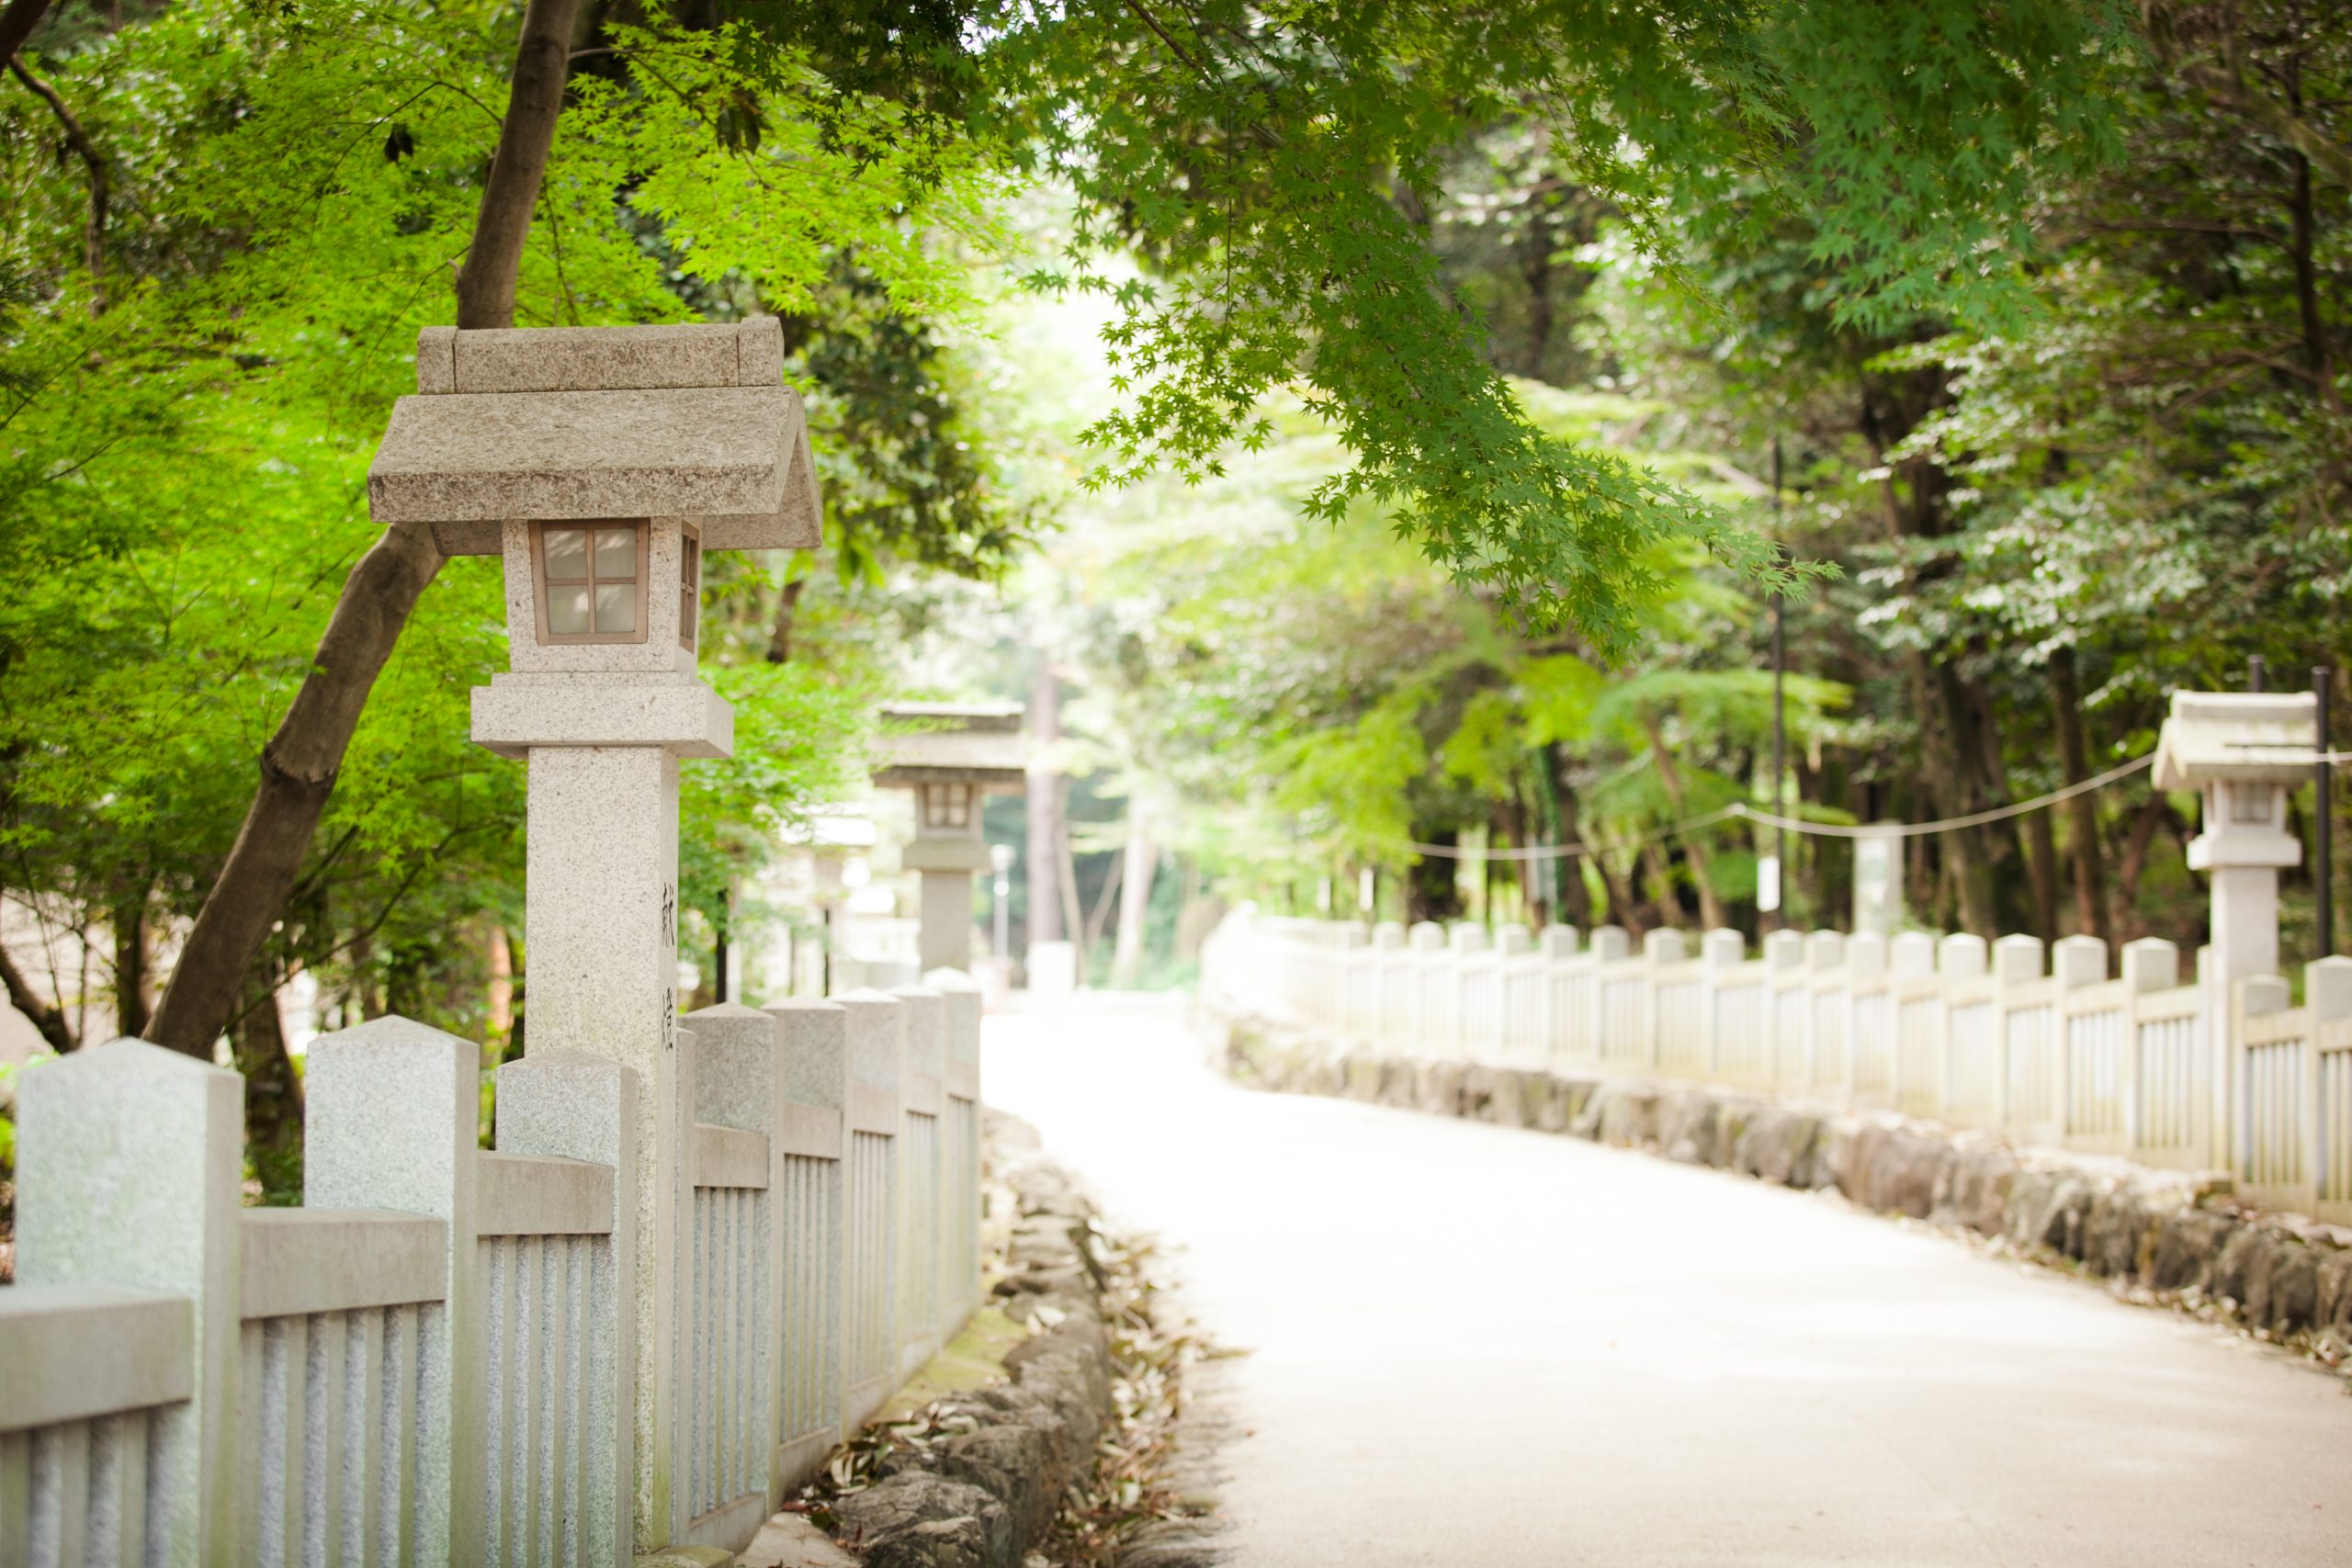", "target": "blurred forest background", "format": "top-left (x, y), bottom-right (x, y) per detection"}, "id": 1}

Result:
top-left (0, 0), bottom-right (2346, 1188)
